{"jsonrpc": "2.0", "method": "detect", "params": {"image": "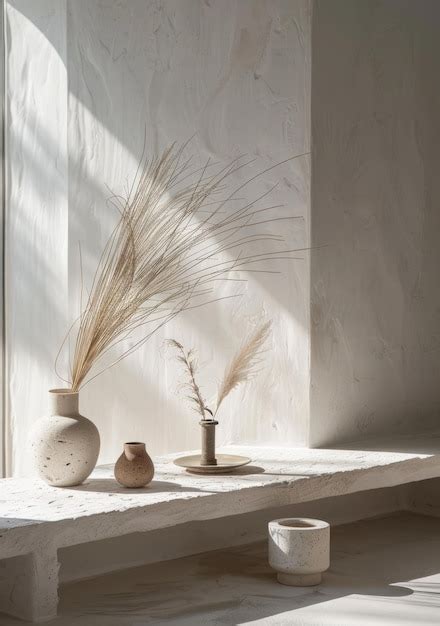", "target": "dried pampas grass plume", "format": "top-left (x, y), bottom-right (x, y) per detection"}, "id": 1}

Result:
top-left (215, 321), bottom-right (271, 415)
top-left (167, 320), bottom-right (271, 419)
top-left (166, 340), bottom-right (211, 420)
